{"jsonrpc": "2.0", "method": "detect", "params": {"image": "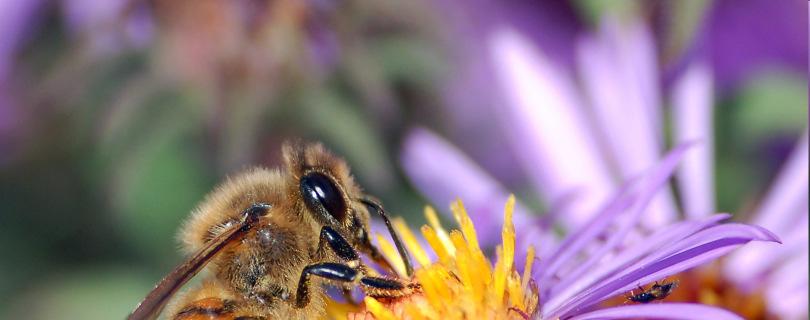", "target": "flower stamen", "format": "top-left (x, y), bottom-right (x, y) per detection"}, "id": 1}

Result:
top-left (347, 195), bottom-right (539, 319)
